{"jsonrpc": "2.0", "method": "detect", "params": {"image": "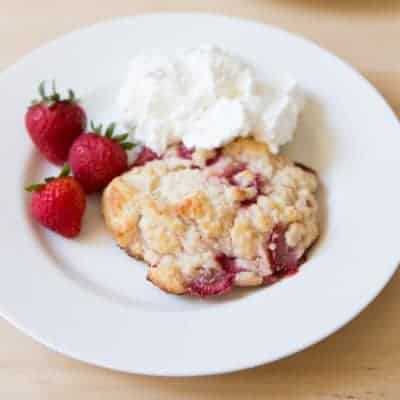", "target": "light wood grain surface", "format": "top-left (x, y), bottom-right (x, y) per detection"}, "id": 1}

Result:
top-left (1, 1), bottom-right (400, 398)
